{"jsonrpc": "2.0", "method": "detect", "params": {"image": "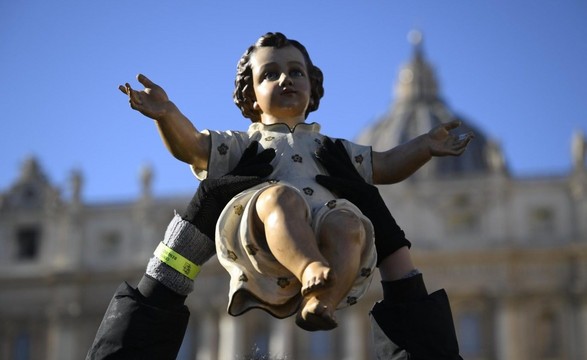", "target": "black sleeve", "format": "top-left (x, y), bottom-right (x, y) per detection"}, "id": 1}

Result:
top-left (86, 282), bottom-right (189, 360)
top-left (370, 289), bottom-right (463, 360)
